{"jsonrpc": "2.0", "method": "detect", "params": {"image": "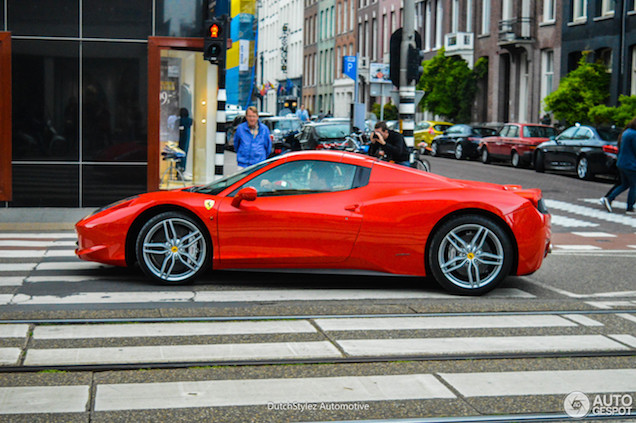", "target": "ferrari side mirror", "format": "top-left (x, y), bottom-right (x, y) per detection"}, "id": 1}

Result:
top-left (231, 186), bottom-right (258, 208)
